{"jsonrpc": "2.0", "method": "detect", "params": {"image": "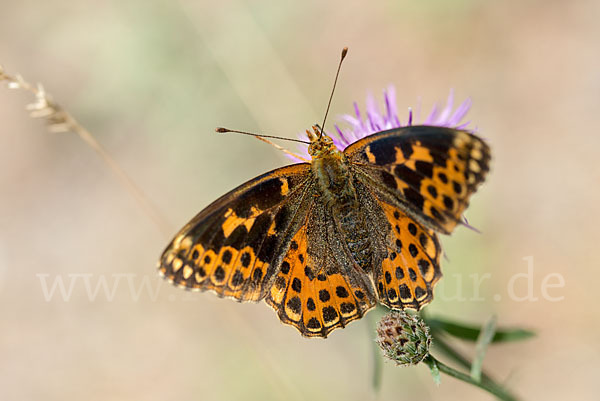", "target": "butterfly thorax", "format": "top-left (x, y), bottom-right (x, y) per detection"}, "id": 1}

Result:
top-left (308, 130), bottom-right (374, 273)
top-left (306, 127), bottom-right (352, 204)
